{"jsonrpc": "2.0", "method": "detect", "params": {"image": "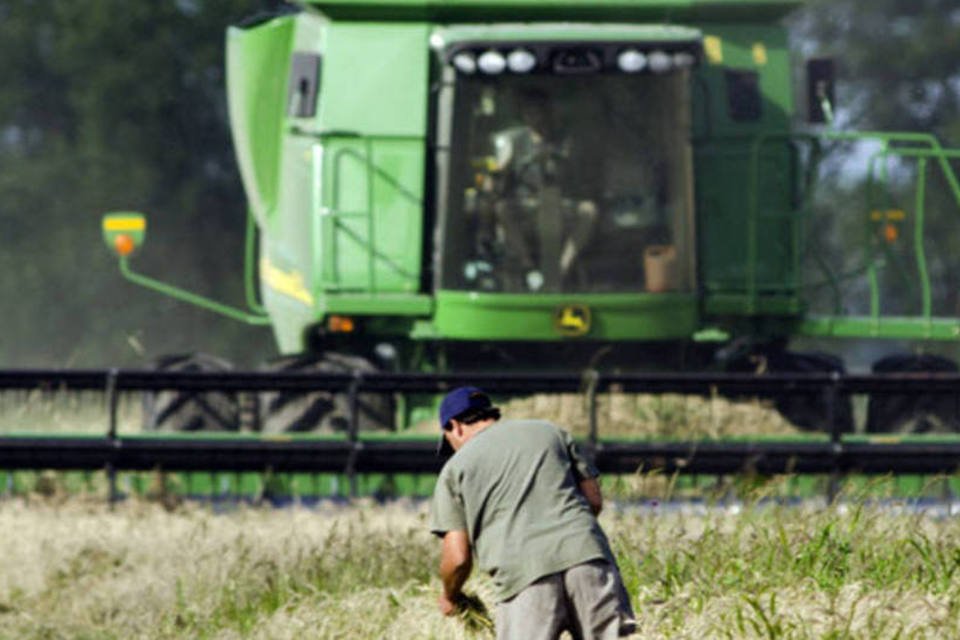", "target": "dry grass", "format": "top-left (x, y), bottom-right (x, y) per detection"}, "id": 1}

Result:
top-left (407, 391), bottom-right (800, 439)
top-left (0, 498), bottom-right (489, 640)
top-left (0, 389), bottom-right (141, 435)
top-left (0, 388), bottom-right (800, 439)
top-left (2, 491), bottom-right (960, 639)
top-left (500, 391), bottom-right (800, 439)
